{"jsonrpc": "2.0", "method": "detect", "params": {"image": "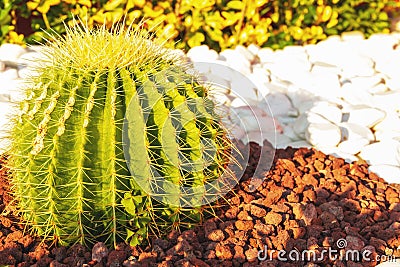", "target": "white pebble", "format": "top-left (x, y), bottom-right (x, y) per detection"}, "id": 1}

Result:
top-left (0, 44), bottom-right (26, 62)
top-left (0, 68), bottom-right (18, 80)
top-left (281, 124), bottom-right (301, 141)
top-left (341, 31), bottom-right (364, 41)
top-left (235, 45), bottom-right (256, 62)
top-left (293, 112), bottom-right (329, 139)
top-left (368, 165), bottom-right (400, 184)
top-left (340, 83), bottom-right (375, 106)
top-left (384, 76), bottom-right (400, 91)
top-left (208, 60), bottom-right (236, 81)
top-left (241, 130), bottom-right (264, 145)
top-left (318, 146), bottom-right (359, 163)
top-left (359, 140), bottom-right (400, 166)
top-left (367, 83), bottom-right (388, 94)
top-left (305, 122), bottom-right (342, 147)
top-left (309, 101), bottom-right (342, 124)
top-left (374, 129), bottom-right (400, 142)
top-left (230, 75), bottom-right (259, 102)
top-left (349, 75), bottom-right (383, 91)
top-left (191, 61), bottom-right (210, 73)
top-left (18, 51), bottom-right (48, 67)
top-left (371, 91), bottom-right (400, 113)
top-left (344, 105), bottom-right (386, 128)
top-left (18, 67), bottom-right (39, 79)
top-left (205, 73), bottom-right (230, 90)
top-left (373, 111), bottom-right (400, 132)
top-left (337, 139), bottom-right (369, 155)
top-left (187, 45), bottom-right (218, 62)
top-left (275, 133), bottom-right (293, 147)
top-left (230, 98), bottom-right (248, 107)
top-left (257, 47), bottom-right (274, 63)
top-left (311, 64), bottom-right (341, 76)
top-left (220, 49), bottom-right (251, 75)
top-left (278, 140), bottom-right (312, 149)
top-left (374, 260), bottom-right (400, 267)
top-left (341, 56), bottom-right (375, 77)
top-left (247, 44), bottom-right (260, 57)
top-left (265, 92), bottom-right (293, 116)
top-left (3, 79), bottom-right (25, 103)
top-left (375, 53), bottom-right (400, 79)
top-left (246, 73), bottom-right (270, 99)
top-left (339, 122), bottom-right (375, 142)
top-left (287, 88), bottom-right (320, 113)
